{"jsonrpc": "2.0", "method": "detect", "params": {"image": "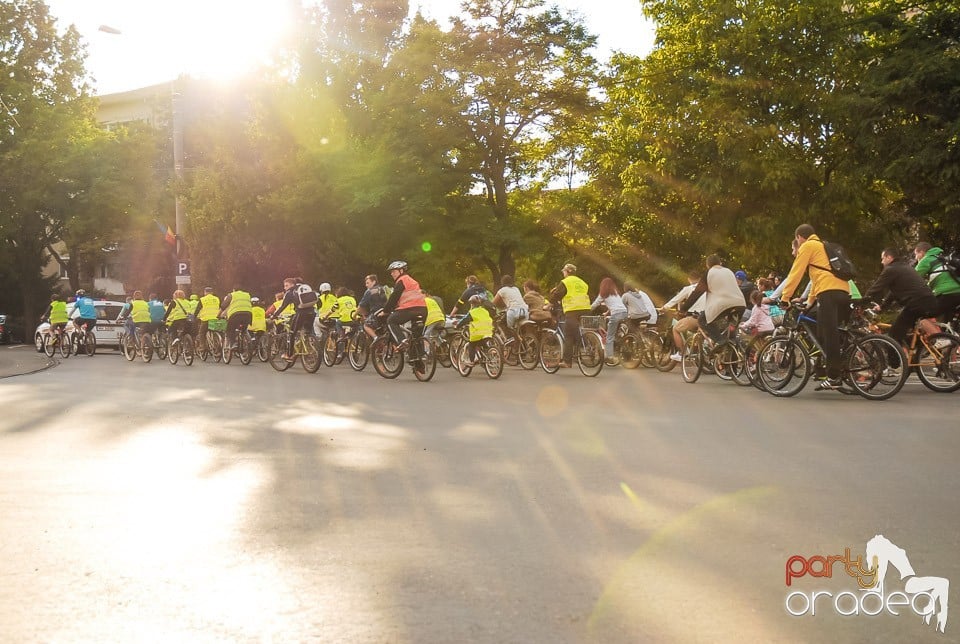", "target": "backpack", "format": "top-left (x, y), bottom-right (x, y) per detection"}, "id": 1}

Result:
top-left (812, 240), bottom-right (857, 281)
top-left (294, 283), bottom-right (317, 307)
top-left (935, 249), bottom-right (960, 282)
